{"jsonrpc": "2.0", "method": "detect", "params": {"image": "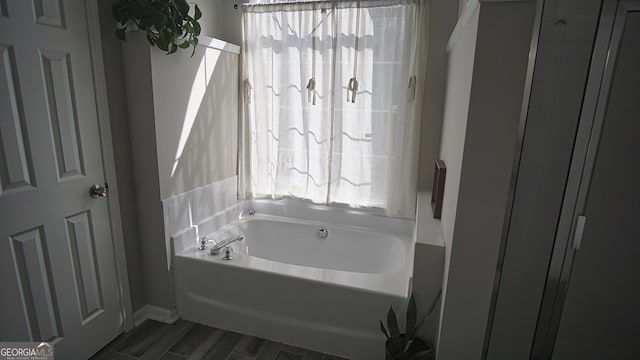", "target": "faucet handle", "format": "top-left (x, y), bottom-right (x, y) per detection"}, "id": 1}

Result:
top-left (198, 236), bottom-right (214, 250)
top-left (222, 246), bottom-right (233, 260)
